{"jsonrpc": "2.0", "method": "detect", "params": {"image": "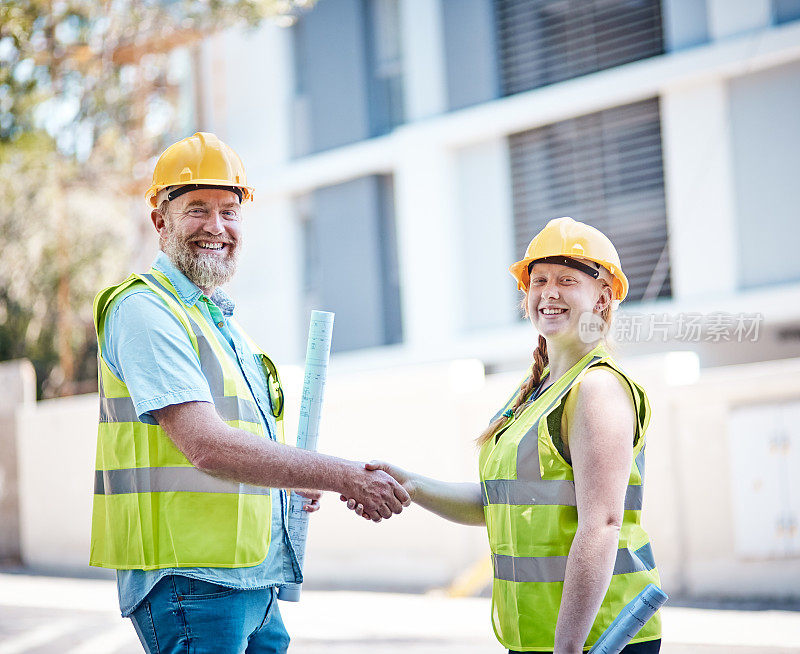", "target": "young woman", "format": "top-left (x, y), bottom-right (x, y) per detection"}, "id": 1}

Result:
top-left (345, 217), bottom-right (662, 653)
